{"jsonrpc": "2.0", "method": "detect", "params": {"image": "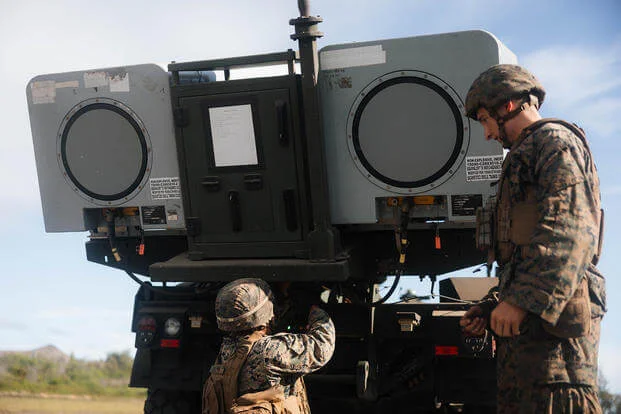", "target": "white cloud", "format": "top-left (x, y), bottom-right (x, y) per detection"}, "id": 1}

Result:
top-left (523, 41), bottom-right (621, 103)
top-left (578, 97), bottom-right (621, 138)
